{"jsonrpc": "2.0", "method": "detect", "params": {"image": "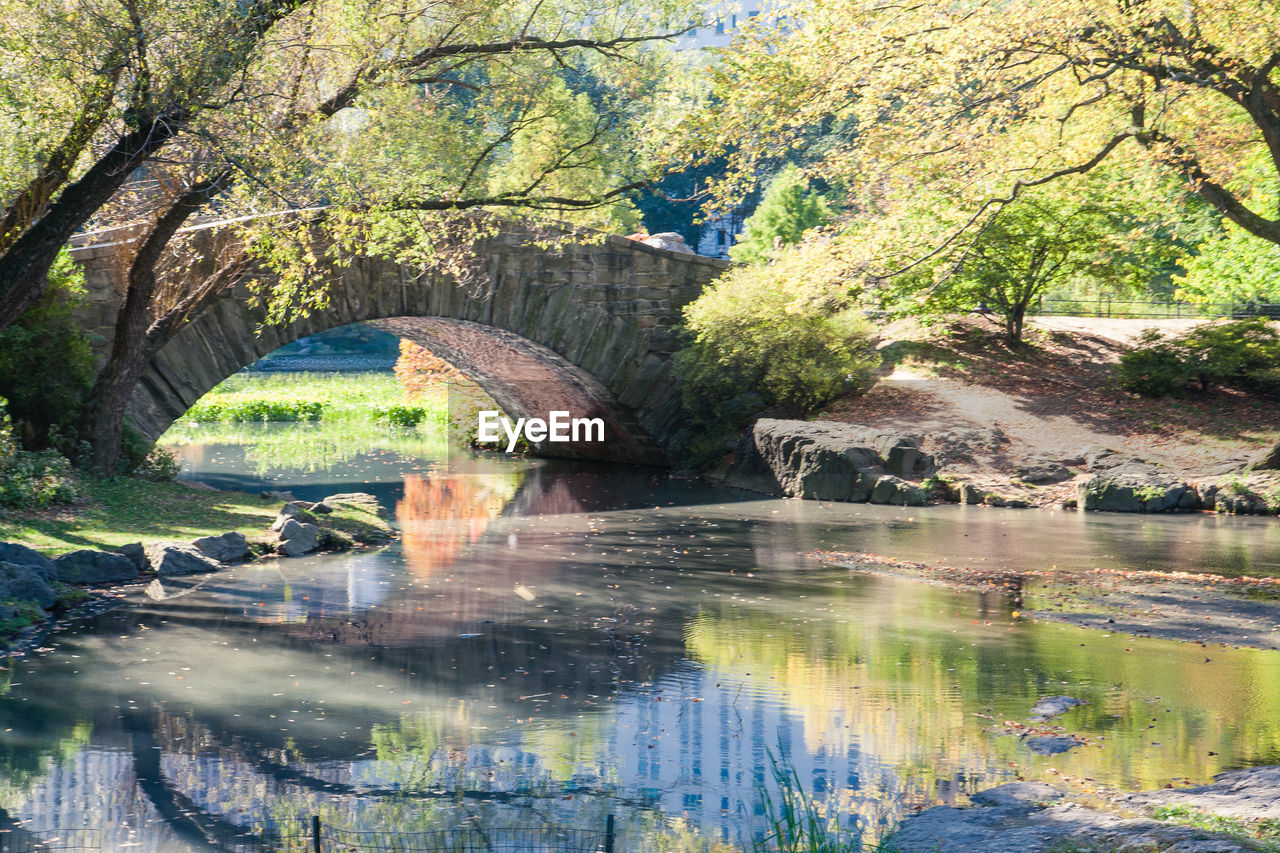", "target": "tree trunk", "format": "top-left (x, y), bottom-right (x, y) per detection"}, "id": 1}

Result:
top-left (1006, 303), bottom-right (1026, 346)
top-left (0, 116), bottom-right (185, 331)
top-left (81, 172), bottom-right (227, 474)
